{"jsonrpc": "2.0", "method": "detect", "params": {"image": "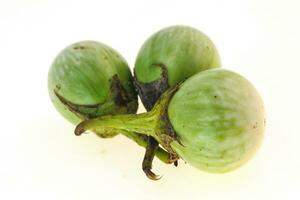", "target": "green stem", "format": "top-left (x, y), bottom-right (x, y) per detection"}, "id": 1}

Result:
top-left (121, 131), bottom-right (172, 164)
top-left (74, 84), bottom-right (181, 161)
top-left (75, 112), bottom-right (158, 140)
top-left (74, 114), bottom-right (172, 163)
top-left (55, 81), bottom-right (173, 164)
